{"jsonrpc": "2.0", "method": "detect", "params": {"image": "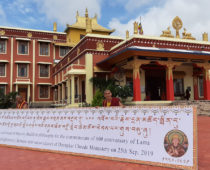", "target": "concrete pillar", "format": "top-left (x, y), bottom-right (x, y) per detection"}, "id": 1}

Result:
top-left (67, 78), bottom-right (71, 104)
top-left (133, 61), bottom-right (141, 101)
top-left (85, 53), bottom-right (93, 104)
top-left (166, 65), bottom-right (174, 101)
top-left (204, 68), bottom-right (210, 100)
top-left (71, 75), bottom-right (75, 104)
top-left (15, 85), bottom-right (18, 92)
top-left (27, 84), bottom-right (30, 103)
top-left (58, 85), bottom-right (61, 103)
top-left (77, 76), bottom-right (80, 102)
top-left (62, 83), bottom-right (65, 103)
